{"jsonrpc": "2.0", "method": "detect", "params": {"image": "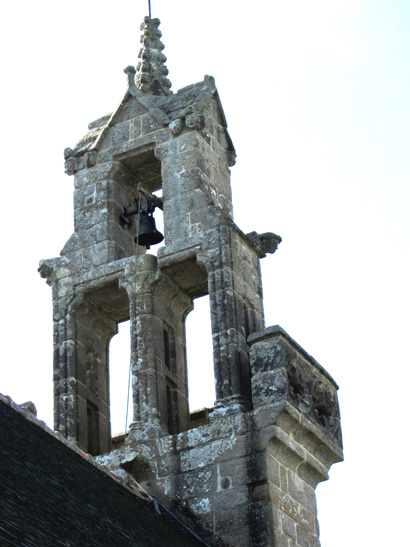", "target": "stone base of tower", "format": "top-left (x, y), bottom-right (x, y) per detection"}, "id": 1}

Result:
top-left (97, 326), bottom-right (342, 547)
